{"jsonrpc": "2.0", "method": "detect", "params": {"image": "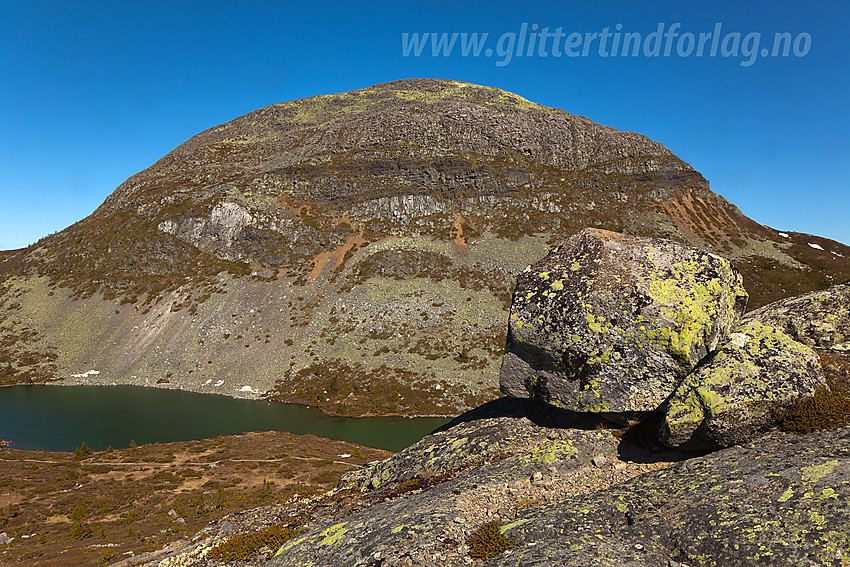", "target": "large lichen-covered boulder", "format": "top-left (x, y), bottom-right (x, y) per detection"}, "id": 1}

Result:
top-left (745, 280), bottom-right (850, 351)
top-left (500, 228), bottom-right (748, 412)
top-left (661, 320), bottom-right (826, 449)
